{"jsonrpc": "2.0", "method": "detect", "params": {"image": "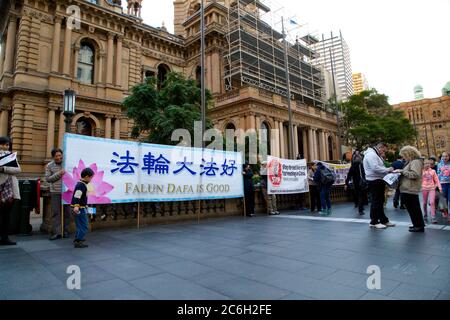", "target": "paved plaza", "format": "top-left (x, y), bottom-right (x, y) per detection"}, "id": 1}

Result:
top-left (1, 202), bottom-right (450, 300)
